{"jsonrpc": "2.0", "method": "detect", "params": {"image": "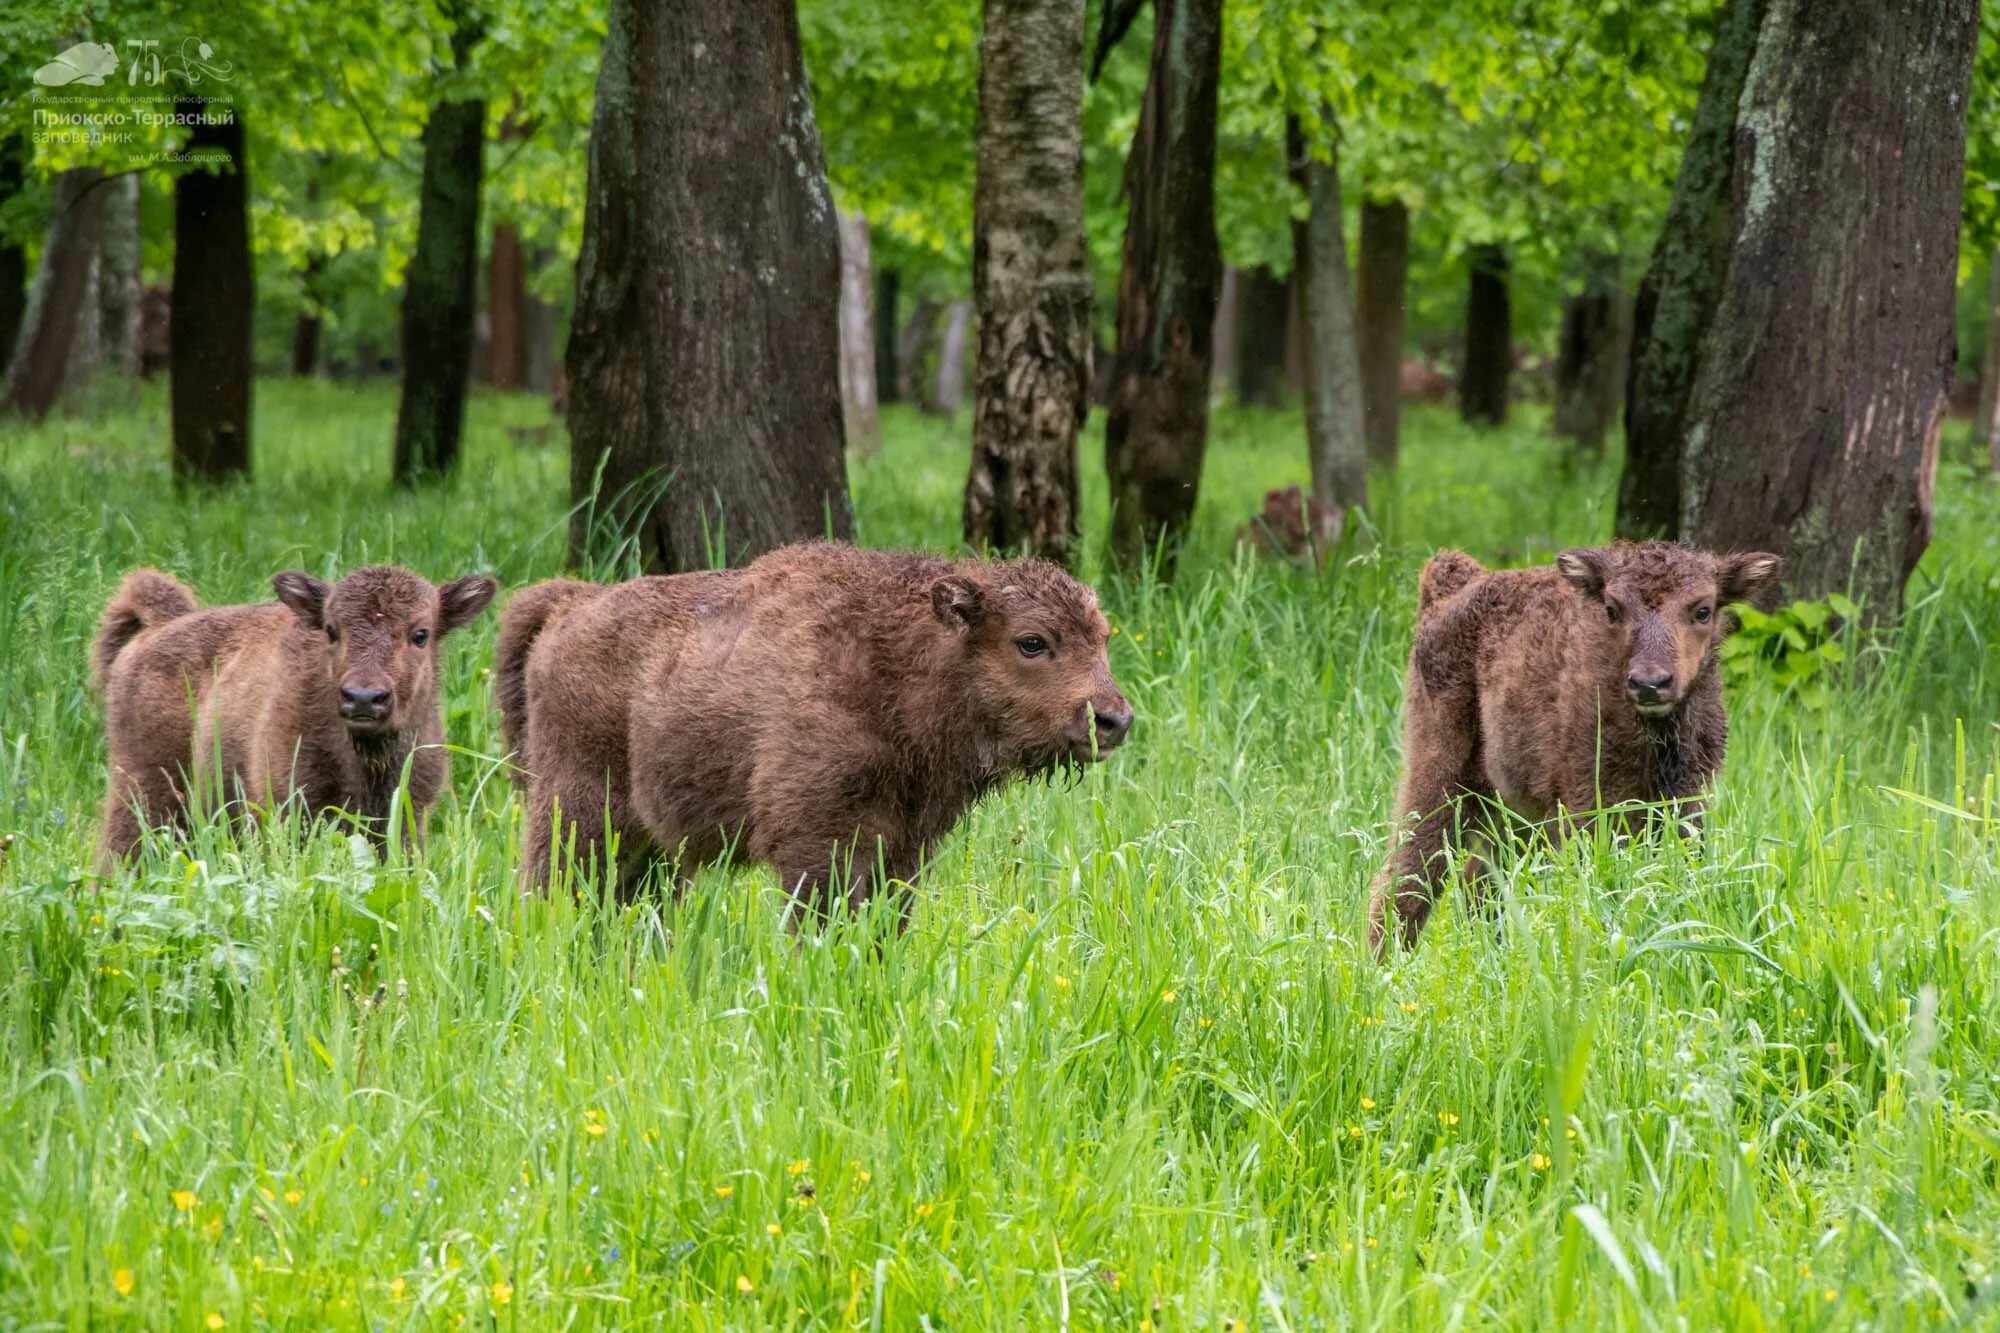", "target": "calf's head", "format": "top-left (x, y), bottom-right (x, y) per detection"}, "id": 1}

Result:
top-left (931, 561), bottom-right (1132, 772)
top-left (273, 566), bottom-right (497, 739)
top-left (1556, 543), bottom-right (1780, 719)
